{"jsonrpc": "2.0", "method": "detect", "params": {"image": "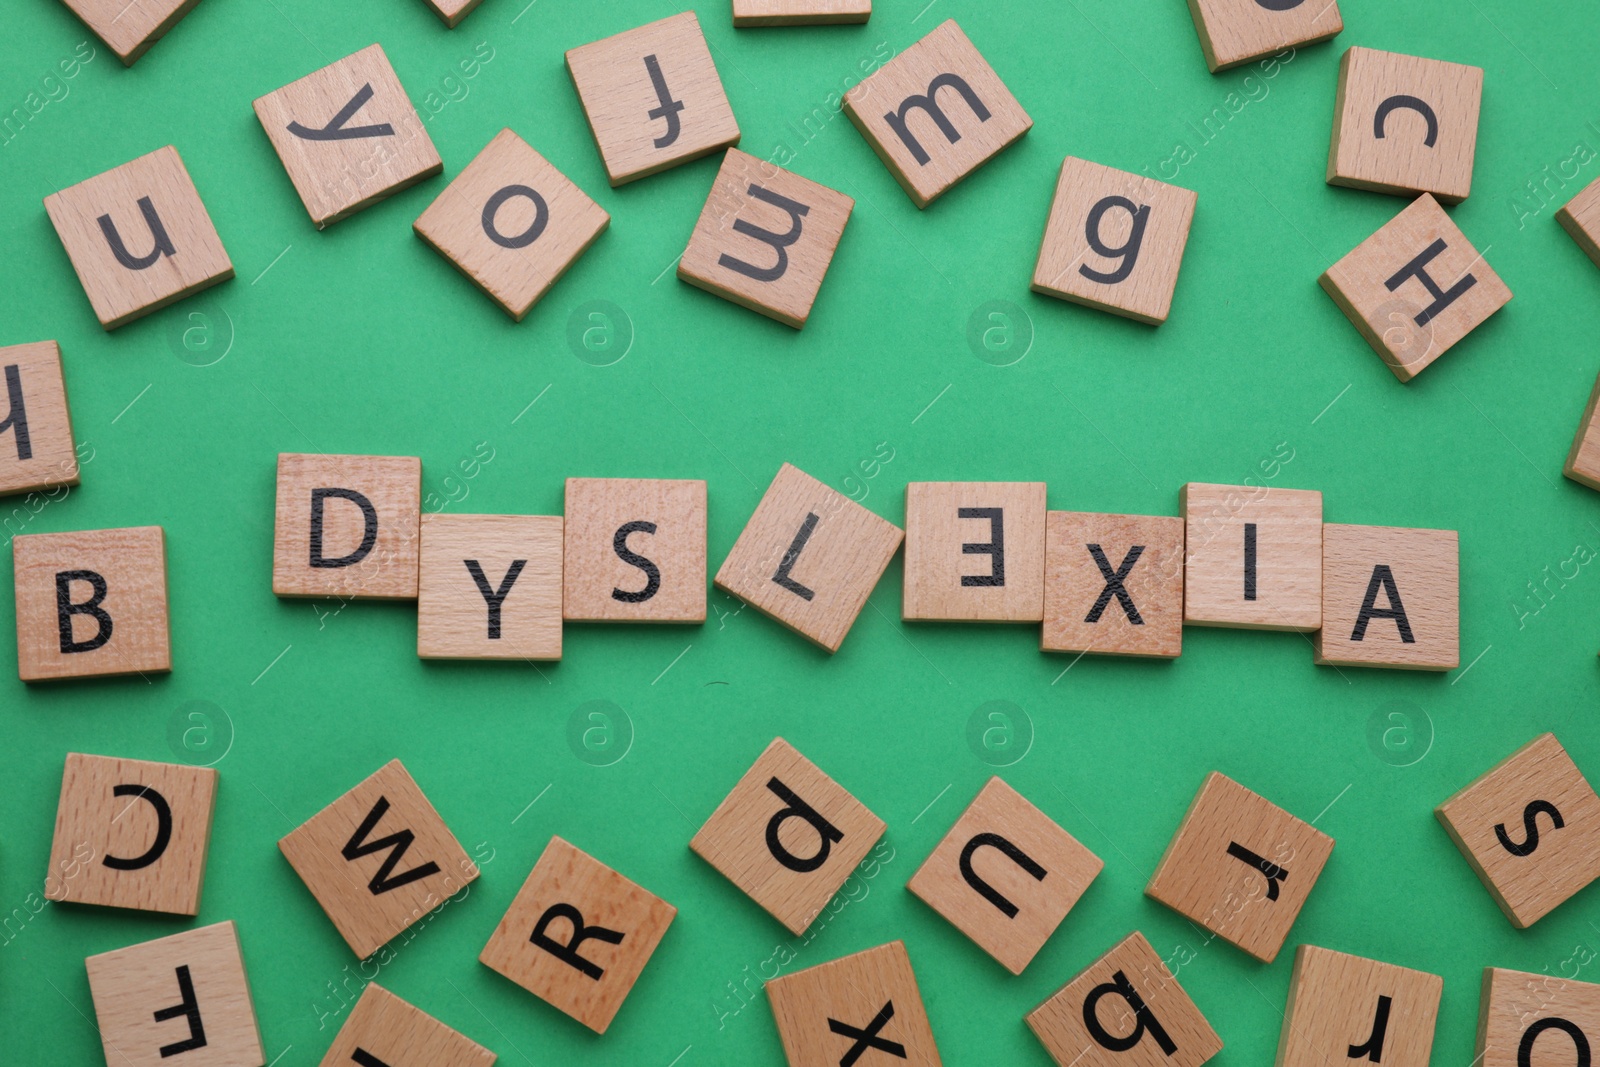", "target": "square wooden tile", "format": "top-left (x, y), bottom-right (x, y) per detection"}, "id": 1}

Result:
top-left (1435, 733), bottom-right (1600, 928)
top-left (843, 20), bottom-right (1031, 208)
top-left (1563, 368), bottom-right (1600, 490)
top-left (280, 759), bottom-right (479, 958)
top-left (253, 44), bottom-right (442, 229)
top-left (1185, 0), bottom-right (1342, 73)
top-left (563, 477), bottom-right (706, 623)
top-left (0, 340), bottom-right (80, 497)
top-left (908, 777), bottom-right (1102, 975)
top-left (1314, 523), bottom-right (1458, 671)
top-left (1026, 931), bottom-right (1222, 1067)
top-left (1180, 483), bottom-right (1321, 631)
top-left (1145, 772), bottom-right (1334, 963)
top-left (690, 738), bottom-right (885, 935)
top-left (1557, 175), bottom-right (1600, 271)
top-left (1477, 967), bottom-right (1600, 1067)
top-left (1032, 157), bottom-right (1198, 324)
top-left (1328, 47), bottom-right (1483, 203)
top-left (61, 0), bottom-right (202, 65)
top-left (272, 453), bottom-right (421, 600)
top-left (1277, 946), bottom-right (1442, 1067)
top-left (767, 941), bottom-right (942, 1067)
top-left (479, 836), bottom-right (675, 1034)
top-left (319, 983), bottom-right (495, 1067)
top-left (733, 0), bottom-right (871, 26)
top-left (902, 481), bottom-right (1046, 622)
top-left (421, 0), bottom-right (484, 28)
top-left (44, 145), bottom-right (233, 330)
top-left (565, 12), bottom-right (741, 187)
top-left (1320, 193), bottom-right (1511, 382)
top-left (13, 525), bottom-right (170, 682)
top-left (679, 149), bottom-right (854, 329)
top-left (417, 513), bottom-right (563, 661)
top-left (85, 921), bottom-right (263, 1067)
top-left (714, 463), bottom-right (902, 652)
top-left (1043, 511), bottom-right (1185, 659)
